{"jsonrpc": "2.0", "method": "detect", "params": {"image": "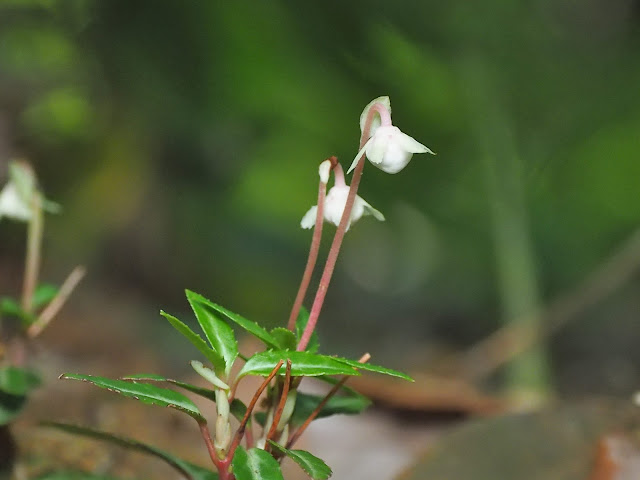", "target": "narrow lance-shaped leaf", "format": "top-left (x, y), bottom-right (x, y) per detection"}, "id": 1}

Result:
top-left (43, 422), bottom-right (218, 480)
top-left (121, 374), bottom-right (217, 402)
top-left (232, 446), bottom-right (284, 480)
top-left (161, 311), bottom-right (226, 374)
top-left (238, 351), bottom-right (359, 379)
top-left (268, 441), bottom-right (332, 480)
top-left (186, 291), bottom-right (238, 376)
top-left (186, 290), bottom-right (280, 349)
top-left (333, 357), bottom-right (414, 381)
top-left (60, 373), bottom-right (205, 423)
